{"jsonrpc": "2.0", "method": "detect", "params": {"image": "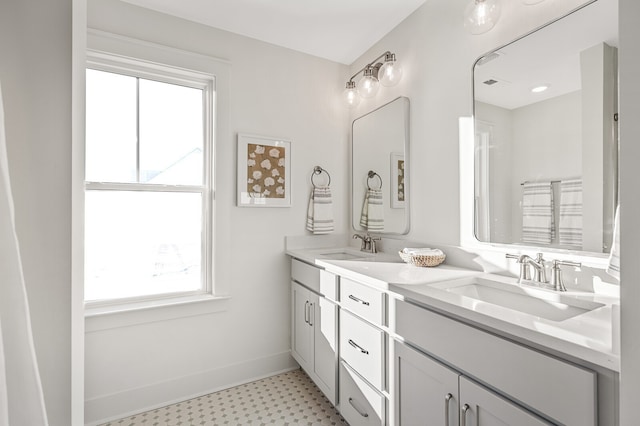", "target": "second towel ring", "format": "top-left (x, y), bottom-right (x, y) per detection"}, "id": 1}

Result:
top-left (311, 166), bottom-right (331, 188)
top-left (367, 170), bottom-right (383, 190)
